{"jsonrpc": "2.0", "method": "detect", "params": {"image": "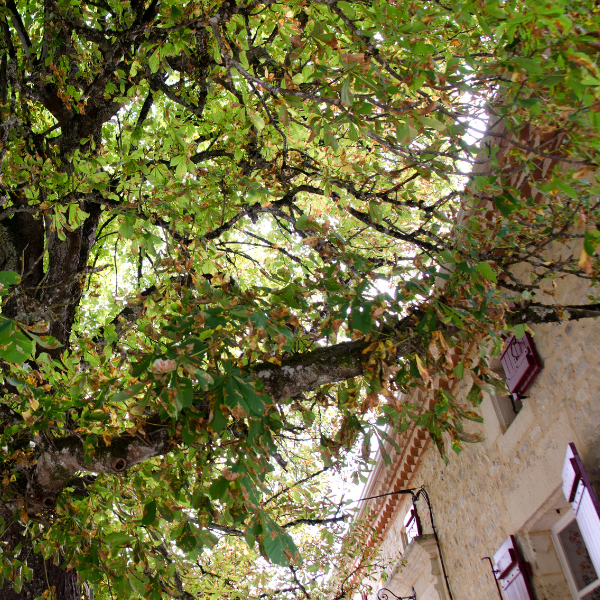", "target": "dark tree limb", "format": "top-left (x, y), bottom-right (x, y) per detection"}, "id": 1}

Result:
top-left (507, 302), bottom-right (600, 325)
